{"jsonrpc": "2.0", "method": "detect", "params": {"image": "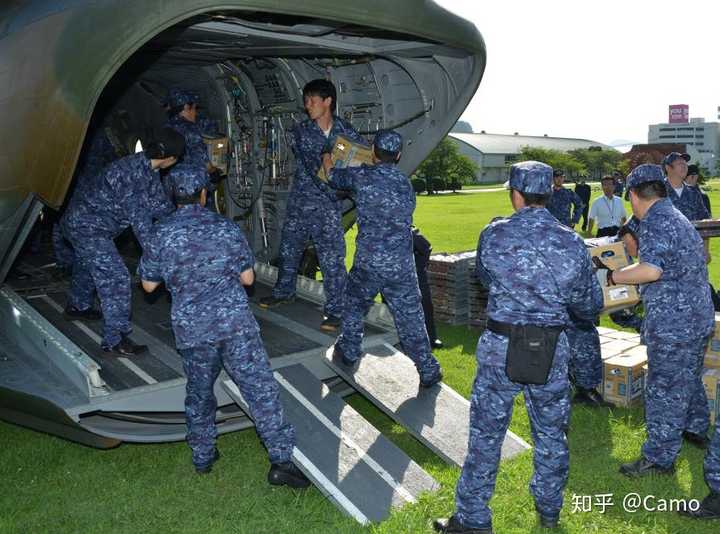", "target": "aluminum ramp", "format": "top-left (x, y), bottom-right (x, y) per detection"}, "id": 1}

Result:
top-left (324, 342), bottom-right (531, 467)
top-left (221, 363), bottom-right (439, 524)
